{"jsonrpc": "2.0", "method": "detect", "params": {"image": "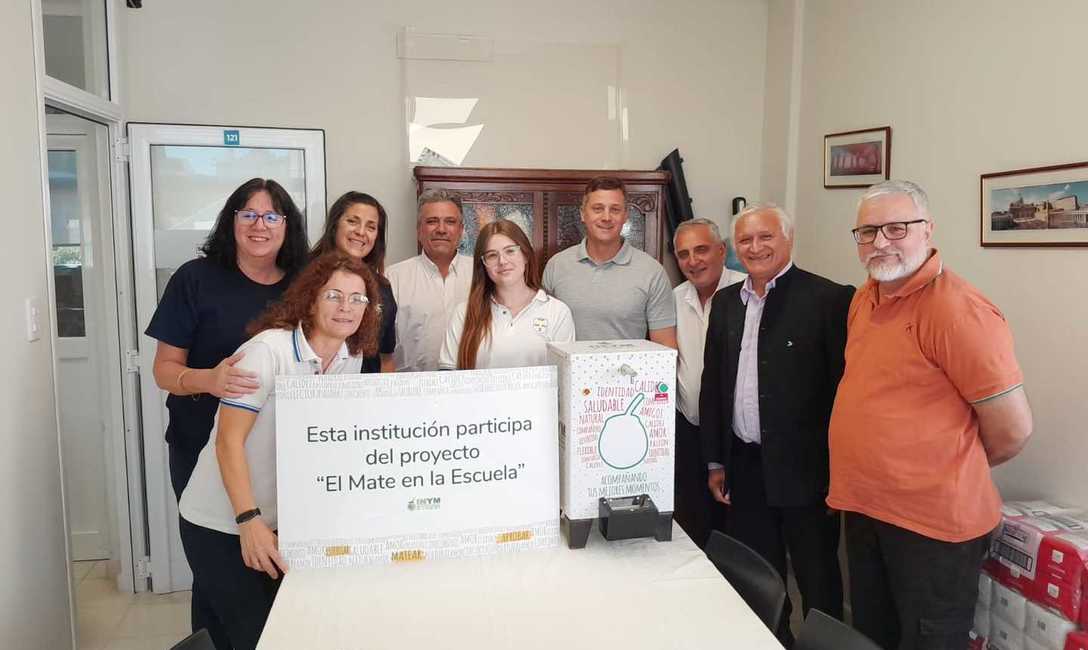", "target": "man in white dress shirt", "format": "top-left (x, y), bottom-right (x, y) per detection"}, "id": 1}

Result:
top-left (387, 189), bottom-right (473, 371)
top-left (672, 218), bottom-right (746, 548)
